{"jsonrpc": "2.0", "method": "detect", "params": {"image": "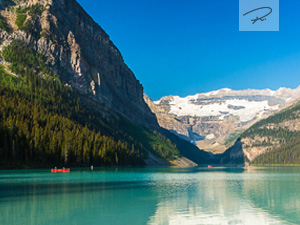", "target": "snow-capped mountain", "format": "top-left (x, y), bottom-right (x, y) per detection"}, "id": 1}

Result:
top-left (145, 86), bottom-right (300, 153)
